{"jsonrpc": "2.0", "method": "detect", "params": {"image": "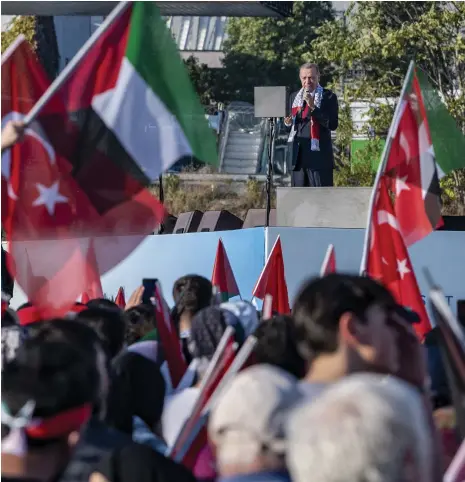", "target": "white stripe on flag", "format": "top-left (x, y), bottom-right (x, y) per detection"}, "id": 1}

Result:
top-left (92, 57), bottom-right (193, 181)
